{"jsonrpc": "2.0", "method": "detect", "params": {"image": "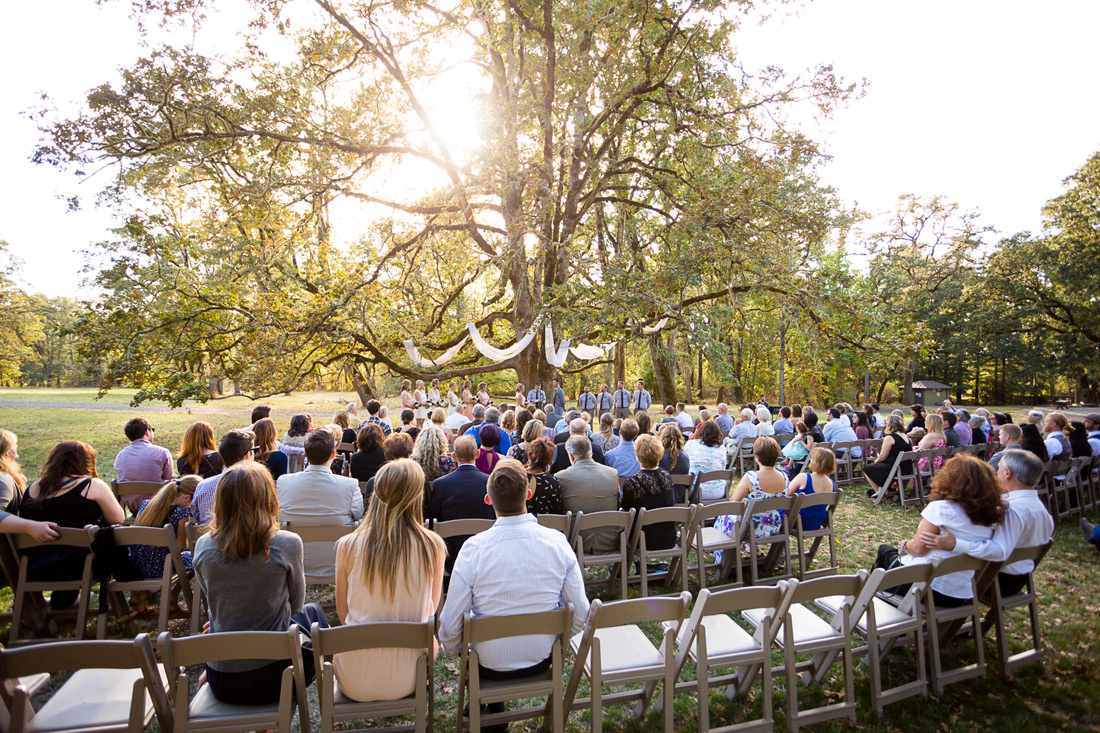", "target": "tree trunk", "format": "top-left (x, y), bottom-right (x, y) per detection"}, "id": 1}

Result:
top-left (778, 318), bottom-right (787, 406)
top-left (613, 342), bottom-right (626, 386)
top-left (649, 334), bottom-right (678, 406)
top-left (350, 363), bottom-right (377, 404)
top-left (697, 350), bottom-right (704, 401)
